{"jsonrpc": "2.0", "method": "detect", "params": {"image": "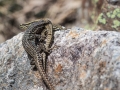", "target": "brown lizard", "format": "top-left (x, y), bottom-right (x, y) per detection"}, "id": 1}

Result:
top-left (21, 19), bottom-right (66, 72)
top-left (21, 19), bottom-right (66, 90)
top-left (21, 19), bottom-right (55, 90)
